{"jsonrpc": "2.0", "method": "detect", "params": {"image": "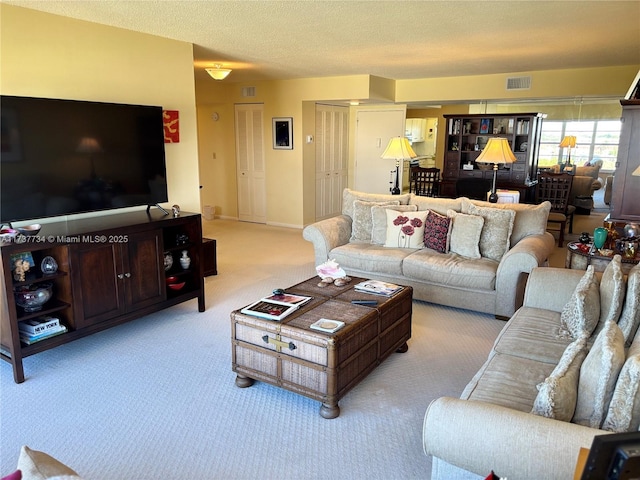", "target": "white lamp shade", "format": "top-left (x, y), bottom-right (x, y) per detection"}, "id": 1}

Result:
top-left (475, 137), bottom-right (517, 165)
top-left (559, 135), bottom-right (577, 148)
top-left (76, 137), bottom-right (102, 153)
top-left (205, 66), bottom-right (232, 80)
top-left (381, 137), bottom-right (417, 160)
